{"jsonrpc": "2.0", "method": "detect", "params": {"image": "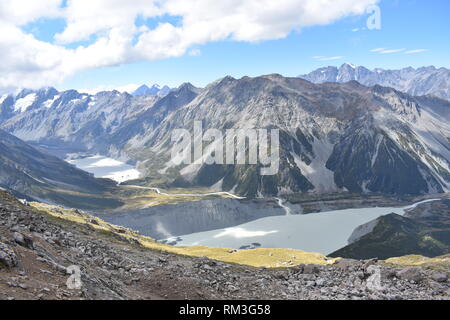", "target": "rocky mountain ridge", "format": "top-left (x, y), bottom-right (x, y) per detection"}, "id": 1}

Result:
top-left (299, 64), bottom-right (450, 100)
top-left (0, 73), bottom-right (449, 198)
top-left (128, 75), bottom-right (450, 197)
